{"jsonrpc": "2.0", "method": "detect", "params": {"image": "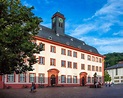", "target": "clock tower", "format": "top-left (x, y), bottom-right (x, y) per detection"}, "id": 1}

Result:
top-left (52, 12), bottom-right (65, 35)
